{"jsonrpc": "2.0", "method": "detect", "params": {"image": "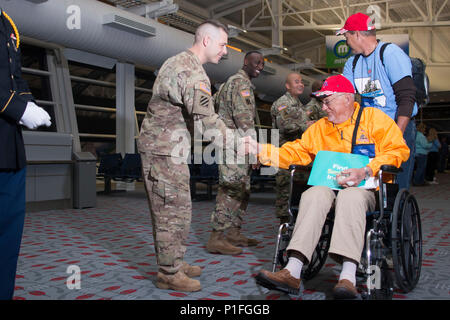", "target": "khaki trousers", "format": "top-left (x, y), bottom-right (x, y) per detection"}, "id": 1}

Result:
top-left (286, 185), bottom-right (376, 264)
